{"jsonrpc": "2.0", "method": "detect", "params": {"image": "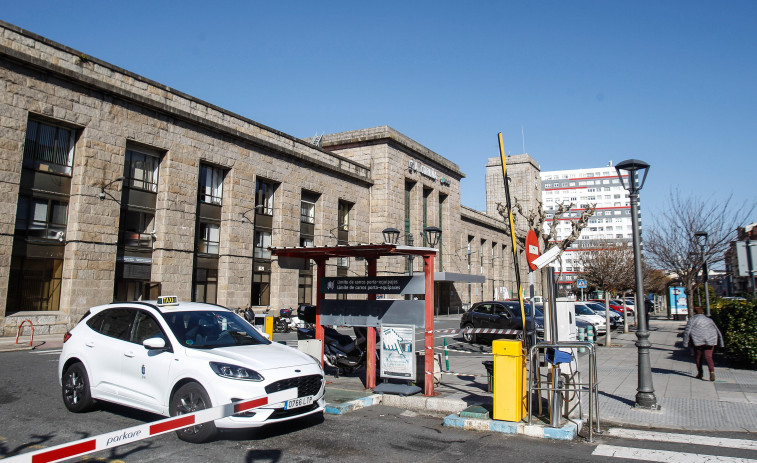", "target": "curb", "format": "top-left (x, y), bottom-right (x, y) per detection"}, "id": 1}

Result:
top-left (324, 394), bottom-right (382, 415)
top-left (443, 414), bottom-right (584, 440)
